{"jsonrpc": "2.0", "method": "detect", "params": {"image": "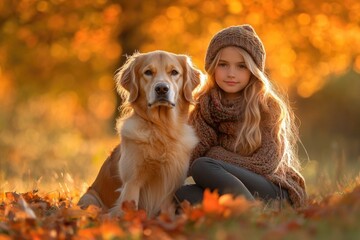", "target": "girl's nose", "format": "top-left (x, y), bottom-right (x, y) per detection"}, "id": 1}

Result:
top-left (227, 67), bottom-right (236, 77)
